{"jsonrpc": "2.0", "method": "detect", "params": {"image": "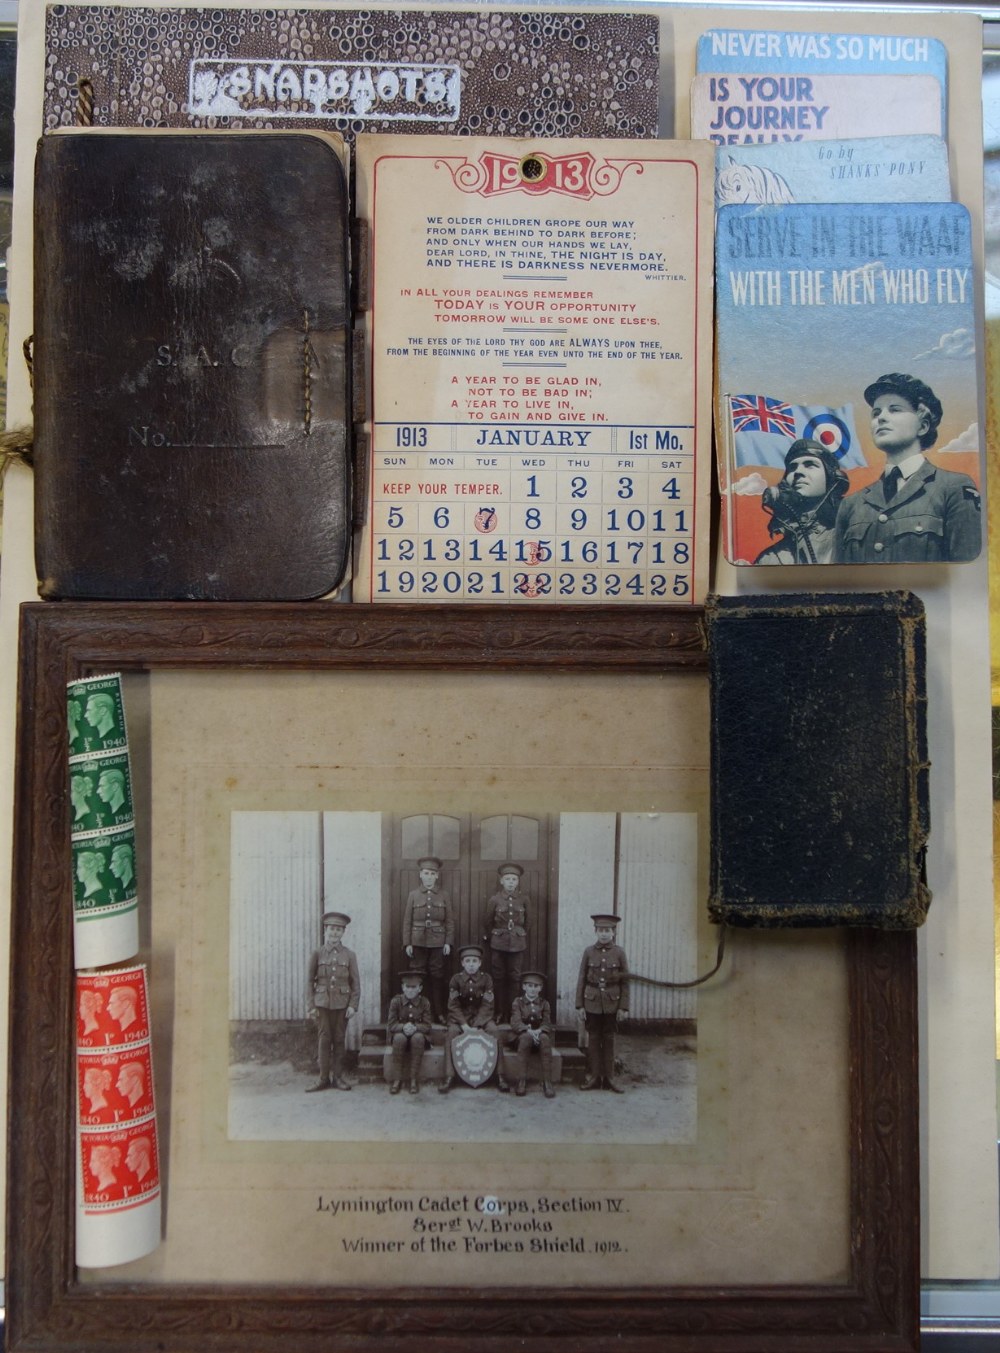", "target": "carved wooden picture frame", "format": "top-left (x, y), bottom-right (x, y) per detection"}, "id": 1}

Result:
top-left (9, 603), bottom-right (918, 1352)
